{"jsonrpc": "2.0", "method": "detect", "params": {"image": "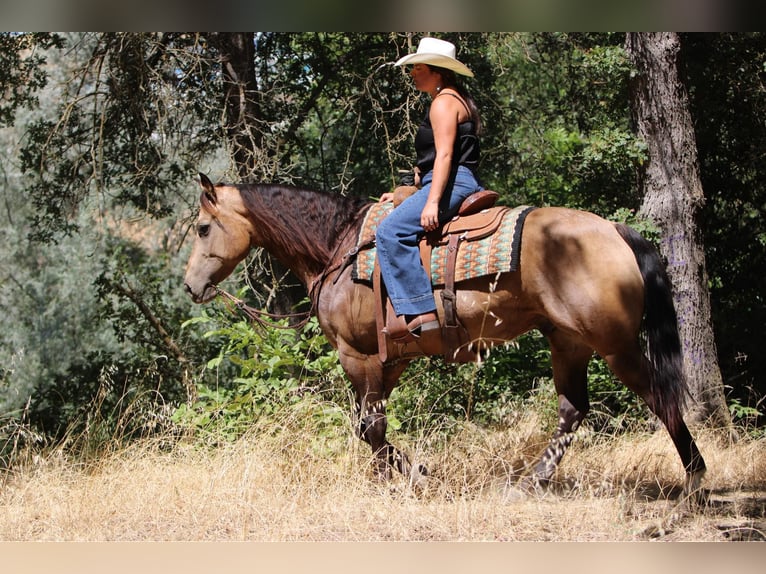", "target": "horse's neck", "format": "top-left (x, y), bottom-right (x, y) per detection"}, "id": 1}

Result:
top-left (241, 185), bottom-right (361, 286)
